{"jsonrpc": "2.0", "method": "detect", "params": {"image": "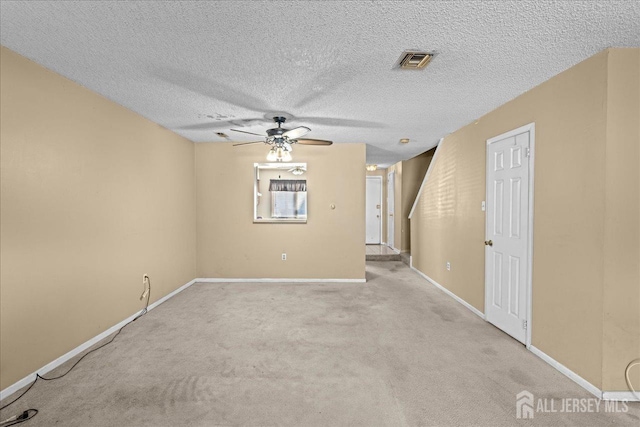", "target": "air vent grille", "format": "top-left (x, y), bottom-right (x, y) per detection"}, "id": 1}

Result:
top-left (396, 51), bottom-right (434, 69)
